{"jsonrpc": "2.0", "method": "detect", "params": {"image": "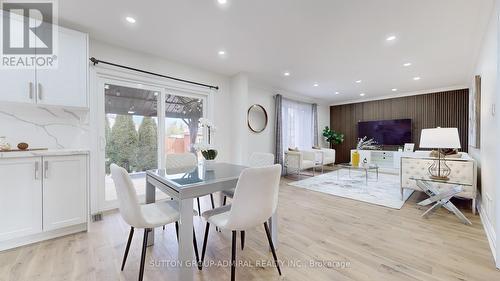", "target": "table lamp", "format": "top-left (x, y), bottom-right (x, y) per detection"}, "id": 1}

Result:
top-left (419, 127), bottom-right (461, 180)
